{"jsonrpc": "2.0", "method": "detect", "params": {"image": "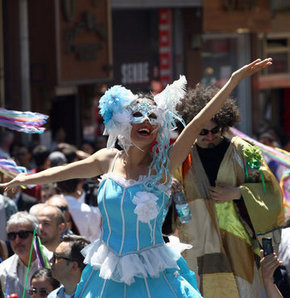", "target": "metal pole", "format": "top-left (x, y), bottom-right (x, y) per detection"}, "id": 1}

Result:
top-left (237, 33), bottom-right (252, 135)
top-left (0, 0), bottom-right (5, 107)
top-left (19, 0), bottom-right (31, 144)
